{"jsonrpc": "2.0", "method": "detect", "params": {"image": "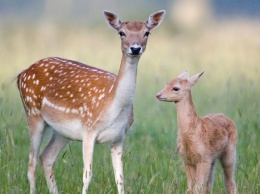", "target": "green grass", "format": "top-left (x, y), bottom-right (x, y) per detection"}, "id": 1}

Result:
top-left (0, 20), bottom-right (260, 193)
